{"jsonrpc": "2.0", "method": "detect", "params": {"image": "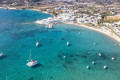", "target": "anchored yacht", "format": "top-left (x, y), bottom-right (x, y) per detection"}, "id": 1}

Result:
top-left (86, 66), bottom-right (90, 69)
top-left (26, 50), bottom-right (38, 67)
top-left (98, 53), bottom-right (101, 57)
top-left (104, 65), bottom-right (107, 69)
top-left (112, 57), bottom-right (115, 61)
top-left (0, 52), bottom-right (3, 57)
top-left (92, 61), bottom-right (95, 64)
top-left (63, 56), bottom-right (66, 59)
top-left (67, 42), bottom-right (69, 46)
top-left (36, 41), bottom-right (39, 47)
